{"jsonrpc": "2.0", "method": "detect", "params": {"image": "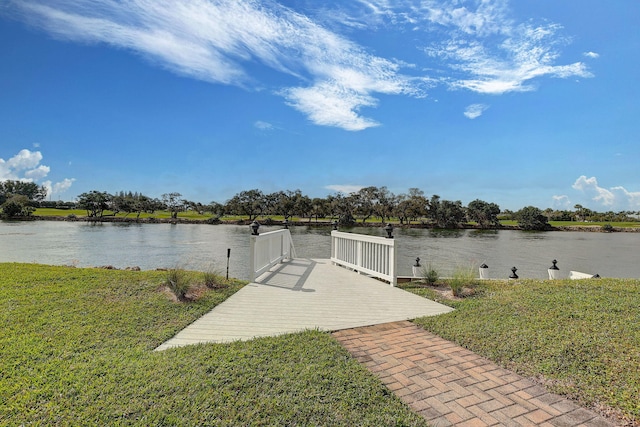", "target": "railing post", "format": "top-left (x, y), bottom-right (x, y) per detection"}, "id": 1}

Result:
top-left (391, 241), bottom-right (397, 286)
top-left (249, 234), bottom-right (257, 282)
